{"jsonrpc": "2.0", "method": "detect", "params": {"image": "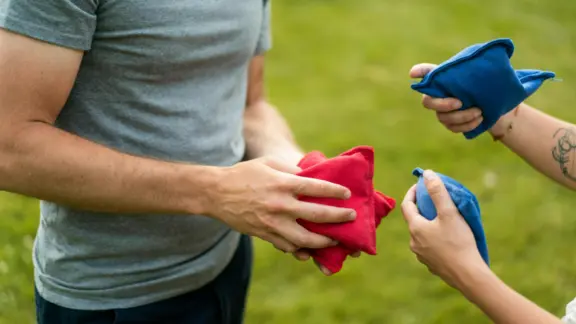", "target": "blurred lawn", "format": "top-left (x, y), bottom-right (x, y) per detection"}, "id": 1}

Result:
top-left (1, 0), bottom-right (576, 323)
